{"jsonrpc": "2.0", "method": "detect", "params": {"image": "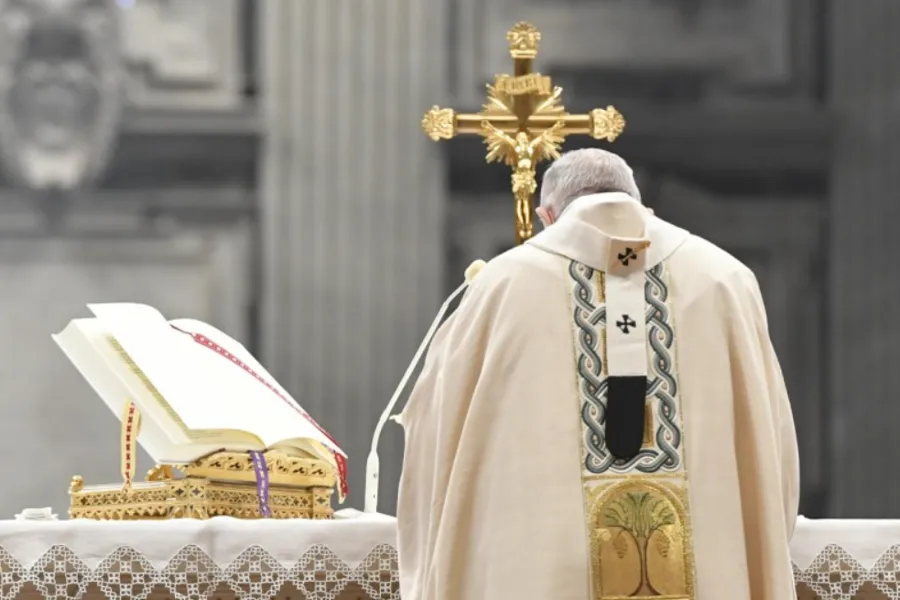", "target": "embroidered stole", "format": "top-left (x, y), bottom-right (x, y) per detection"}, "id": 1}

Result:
top-left (569, 259), bottom-right (696, 600)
